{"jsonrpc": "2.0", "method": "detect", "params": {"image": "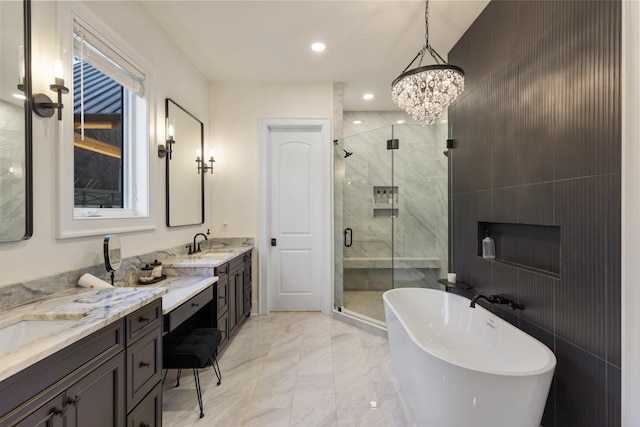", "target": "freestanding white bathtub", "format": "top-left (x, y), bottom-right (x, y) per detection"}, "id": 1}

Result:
top-left (383, 288), bottom-right (556, 427)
